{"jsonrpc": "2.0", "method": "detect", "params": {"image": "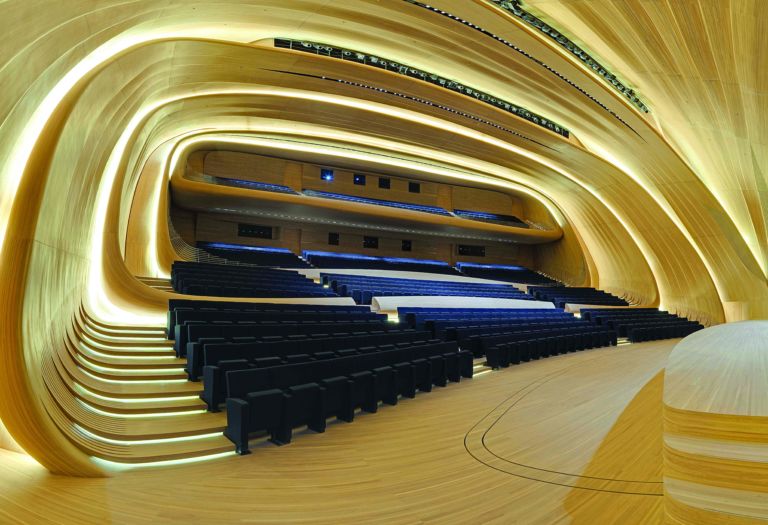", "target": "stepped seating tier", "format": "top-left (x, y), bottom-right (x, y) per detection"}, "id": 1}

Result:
top-left (396, 307), bottom-right (617, 369)
top-left (581, 308), bottom-right (704, 342)
top-left (167, 299), bottom-right (370, 338)
top-left (171, 261), bottom-right (333, 298)
top-left (399, 307), bottom-right (570, 325)
top-left (200, 329), bottom-right (453, 409)
top-left (323, 273), bottom-right (529, 305)
top-left (197, 243), bottom-right (312, 268)
top-left (456, 262), bottom-right (560, 285)
top-left (453, 209), bottom-right (530, 228)
top-left (224, 340), bottom-right (470, 454)
top-left (303, 189), bottom-right (452, 216)
top-left (304, 251), bottom-right (461, 275)
top-left (528, 286), bottom-right (629, 308)
top-left (170, 304), bottom-right (383, 356)
top-left (214, 177), bottom-right (298, 195)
